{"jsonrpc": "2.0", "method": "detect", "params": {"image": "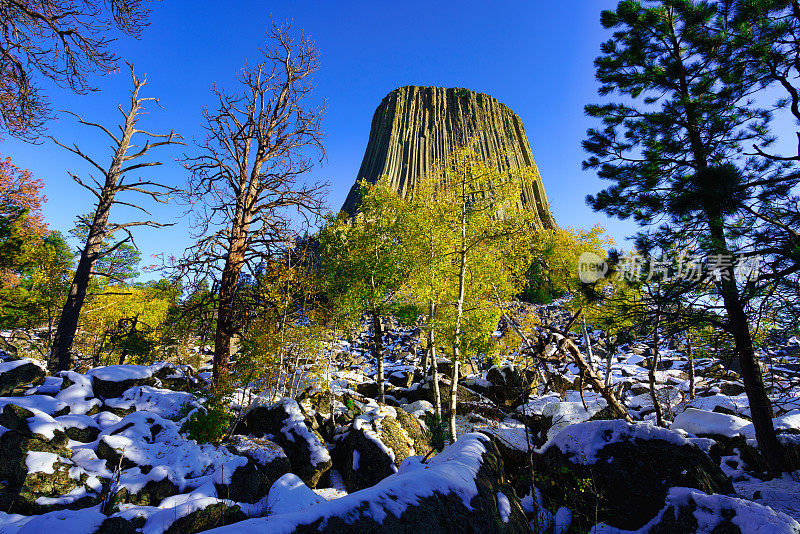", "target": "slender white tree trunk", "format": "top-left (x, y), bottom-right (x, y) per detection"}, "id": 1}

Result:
top-left (582, 316), bottom-right (595, 373)
top-left (371, 310), bottom-right (385, 404)
top-left (449, 174), bottom-right (467, 442)
top-left (429, 301), bottom-right (442, 419)
top-left (604, 334), bottom-right (614, 387)
top-left (688, 338), bottom-right (695, 400)
top-left (448, 359), bottom-right (459, 441)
